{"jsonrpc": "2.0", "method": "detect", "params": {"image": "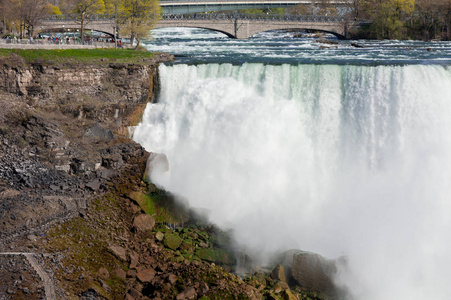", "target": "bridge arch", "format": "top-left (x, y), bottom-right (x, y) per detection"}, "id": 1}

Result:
top-left (254, 28), bottom-right (346, 39)
top-left (153, 25), bottom-right (235, 38)
top-left (39, 27), bottom-right (115, 38)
